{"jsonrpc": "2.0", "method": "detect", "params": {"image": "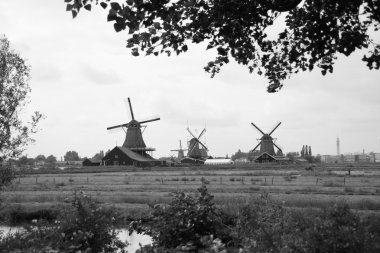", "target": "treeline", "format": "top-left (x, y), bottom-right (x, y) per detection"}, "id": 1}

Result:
top-left (5, 151), bottom-right (106, 167)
